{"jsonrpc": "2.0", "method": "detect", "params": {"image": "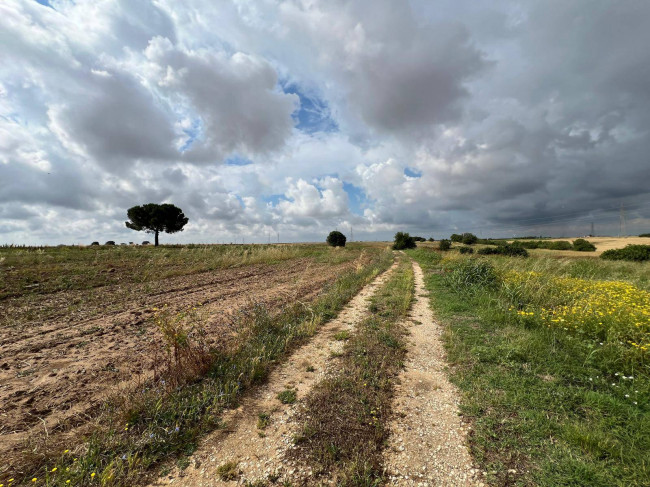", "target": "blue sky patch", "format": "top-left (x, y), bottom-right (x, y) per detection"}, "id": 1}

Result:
top-left (343, 182), bottom-right (367, 216)
top-left (282, 82), bottom-right (338, 134)
top-left (404, 167), bottom-right (422, 178)
top-left (225, 155), bottom-right (254, 166)
top-left (263, 194), bottom-right (288, 206)
top-left (35, 0), bottom-right (53, 7)
top-left (179, 118), bottom-right (202, 152)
